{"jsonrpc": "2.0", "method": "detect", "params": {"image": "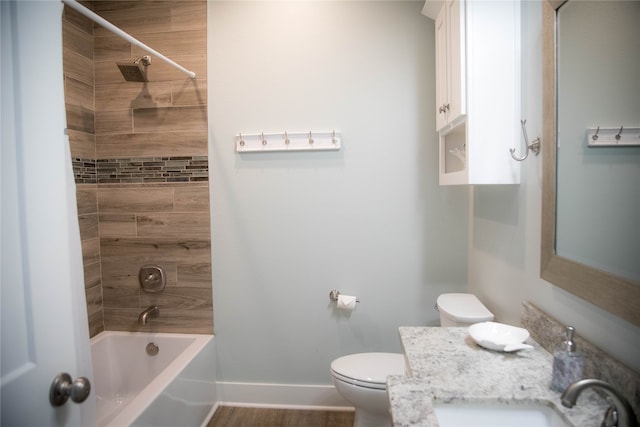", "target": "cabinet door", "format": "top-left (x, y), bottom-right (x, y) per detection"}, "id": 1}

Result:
top-left (435, 6), bottom-right (448, 130)
top-left (434, 0), bottom-right (465, 131)
top-left (446, 0), bottom-right (465, 124)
